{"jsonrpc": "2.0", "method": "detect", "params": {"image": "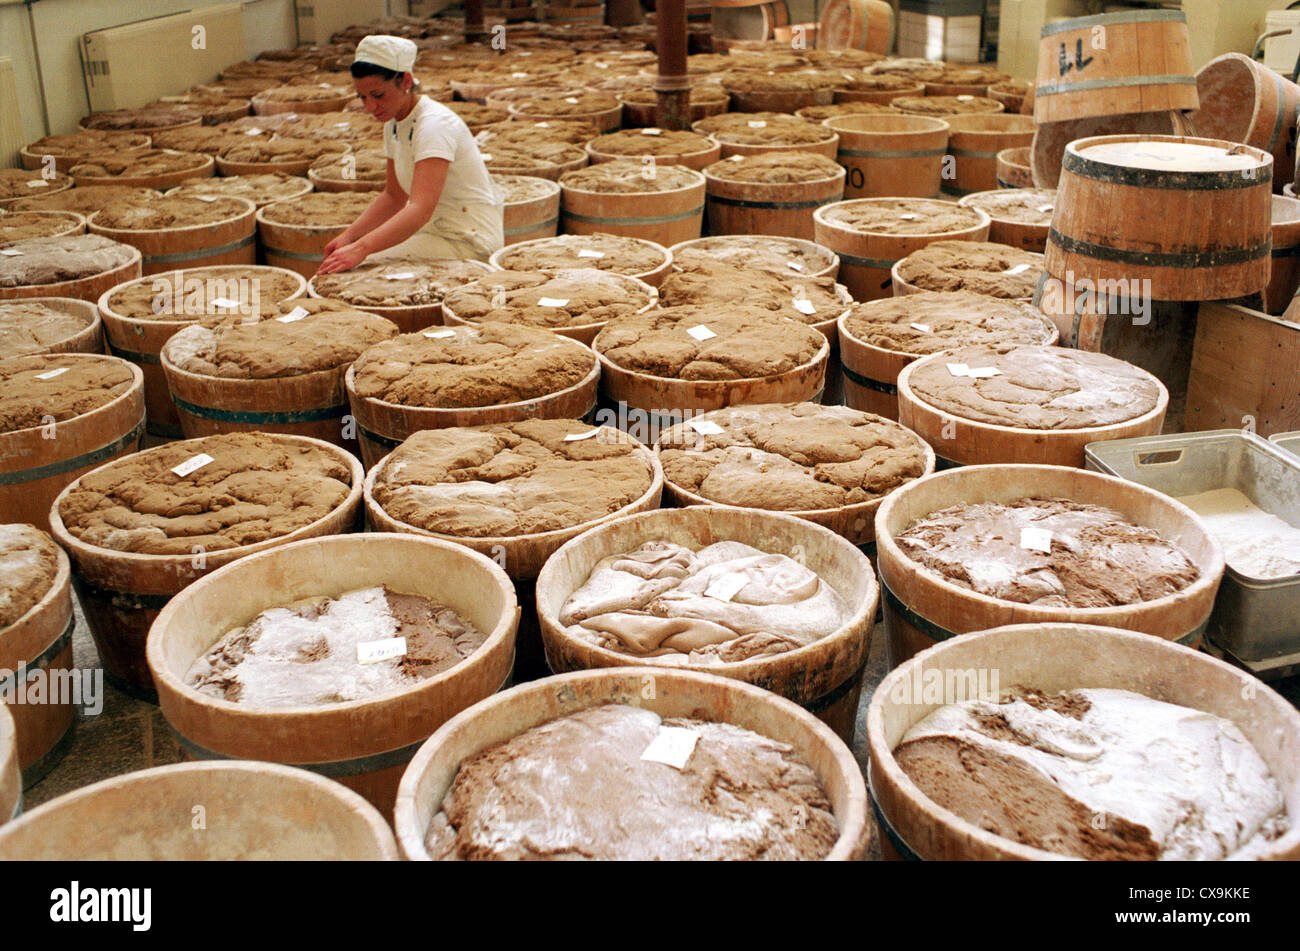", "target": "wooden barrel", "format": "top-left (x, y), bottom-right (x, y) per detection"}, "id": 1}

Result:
top-left (823, 114), bottom-right (950, 199)
top-left (485, 148), bottom-right (589, 182)
top-left (586, 135), bottom-right (721, 172)
top-left (545, 3), bottom-right (606, 25)
top-left (941, 114), bottom-right (1037, 196)
top-left (344, 342), bottom-right (603, 470)
top-left (0, 705), bottom-right (16, 825)
top-left (47, 434), bottom-right (364, 698)
top-left (704, 161), bottom-right (845, 242)
top-left (509, 99), bottom-right (623, 135)
top-left (1033, 9), bottom-right (1199, 124)
top-left (364, 430), bottom-right (663, 581)
top-left (813, 199), bottom-right (991, 301)
top-left (534, 507), bottom-right (877, 743)
top-left (148, 533), bottom-right (518, 819)
top-left (496, 176), bottom-right (562, 246)
top-left (896, 348), bottom-right (1168, 468)
top-left (0, 210), bottom-right (85, 243)
top-left (99, 266), bottom-right (307, 439)
top-left (0, 540), bottom-right (75, 788)
top-left (875, 464), bottom-right (1224, 668)
top-left (88, 198), bottom-right (257, 277)
top-left (670, 235), bottom-right (840, 280)
top-left (0, 355), bottom-right (145, 533)
top-left (727, 84), bottom-right (836, 115)
top-left (711, 129), bottom-right (840, 162)
top-left (837, 300), bottom-right (1059, 421)
top-left (1267, 194), bottom-right (1300, 315)
top-left (996, 145), bottom-right (1034, 188)
top-left (560, 171), bottom-right (705, 248)
top-left (160, 351), bottom-right (354, 449)
top-left (70, 152), bottom-right (214, 191)
top-left (0, 245), bottom-right (141, 305)
top-left (1030, 109), bottom-right (1181, 189)
top-left (818, 0), bottom-right (893, 54)
top-left (256, 208), bottom-right (351, 280)
top-left (0, 297), bottom-right (103, 357)
top-left (306, 261), bottom-right (494, 335)
top-left (654, 408), bottom-right (935, 548)
top-left (0, 173), bottom-right (74, 210)
top-left (0, 761), bottom-right (399, 859)
top-left (395, 666), bottom-right (871, 860)
top-left (19, 133), bottom-right (151, 173)
top-left (711, 2), bottom-right (789, 41)
top-left (491, 236), bottom-right (673, 288)
top-left (250, 89), bottom-right (355, 115)
top-left (957, 189), bottom-right (1057, 252)
top-left (618, 89), bottom-right (730, 127)
top-left (867, 623), bottom-right (1300, 860)
top-left (1045, 135), bottom-right (1273, 302)
top-left (1194, 53), bottom-right (1300, 197)
top-left (988, 80), bottom-right (1031, 114)
top-left (834, 80), bottom-right (924, 105)
top-left (596, 336), bottom-right (830, 440)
